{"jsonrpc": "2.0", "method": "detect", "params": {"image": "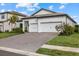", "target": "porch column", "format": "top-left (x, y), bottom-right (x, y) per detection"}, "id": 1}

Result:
top-left (37, 18), bottom-right (40, 32)
top-left (23, 20), bottom-right (25, 32)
